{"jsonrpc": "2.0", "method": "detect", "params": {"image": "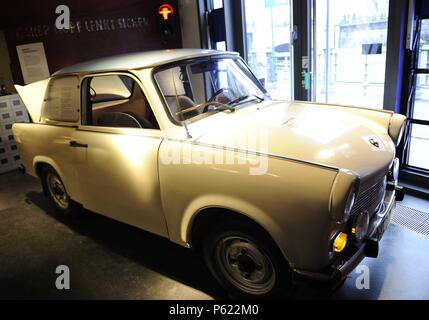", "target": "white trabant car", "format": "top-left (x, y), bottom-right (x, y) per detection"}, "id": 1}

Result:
top-left (13, 49), bottom-right (406, 298)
